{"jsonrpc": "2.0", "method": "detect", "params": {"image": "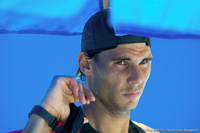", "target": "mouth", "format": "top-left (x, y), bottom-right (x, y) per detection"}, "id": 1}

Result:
top-left (123, 90), bottom-right (141, 99)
